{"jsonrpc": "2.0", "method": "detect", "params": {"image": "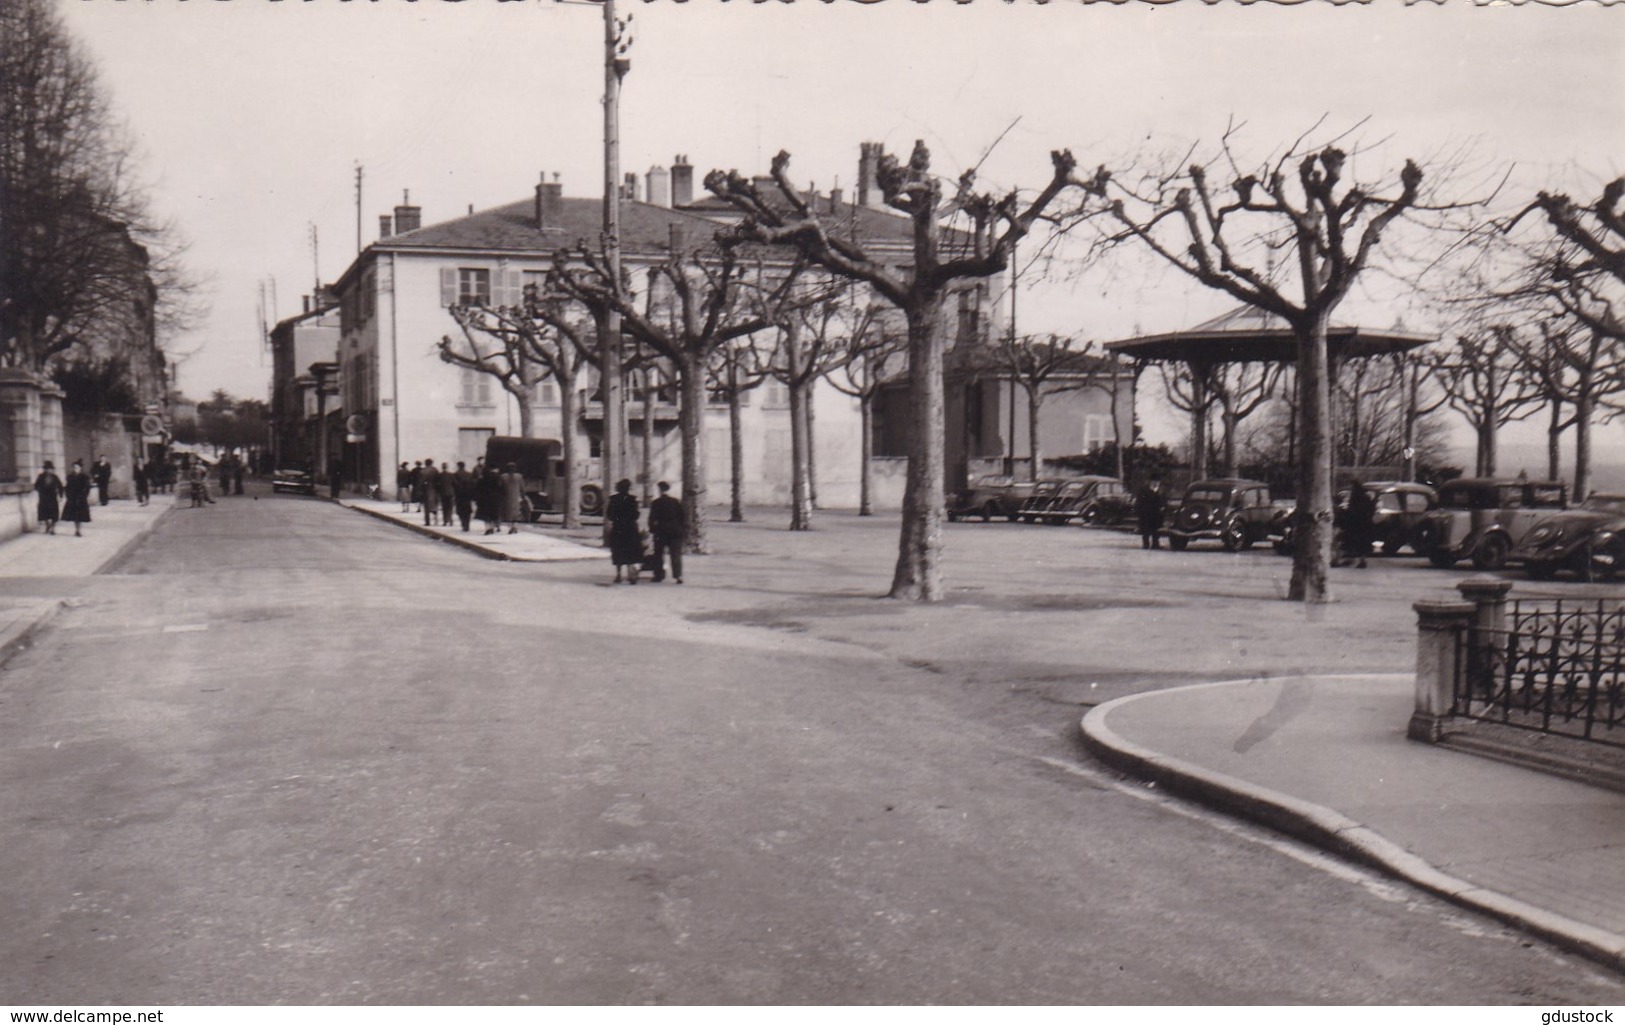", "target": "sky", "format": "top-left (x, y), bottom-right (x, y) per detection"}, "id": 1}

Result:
top-left (53, 0), bottom-right (1625, 458)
